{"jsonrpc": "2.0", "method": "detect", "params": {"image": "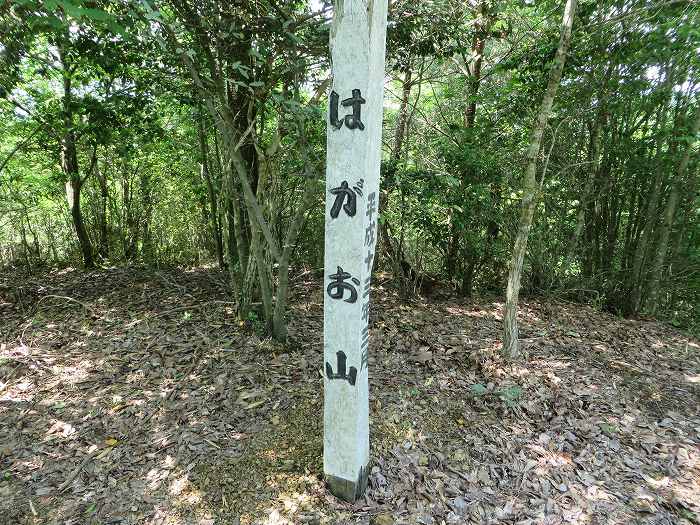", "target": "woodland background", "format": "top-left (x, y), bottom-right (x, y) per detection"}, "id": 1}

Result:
top-left (1, 0), bottom-right (699, 334)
